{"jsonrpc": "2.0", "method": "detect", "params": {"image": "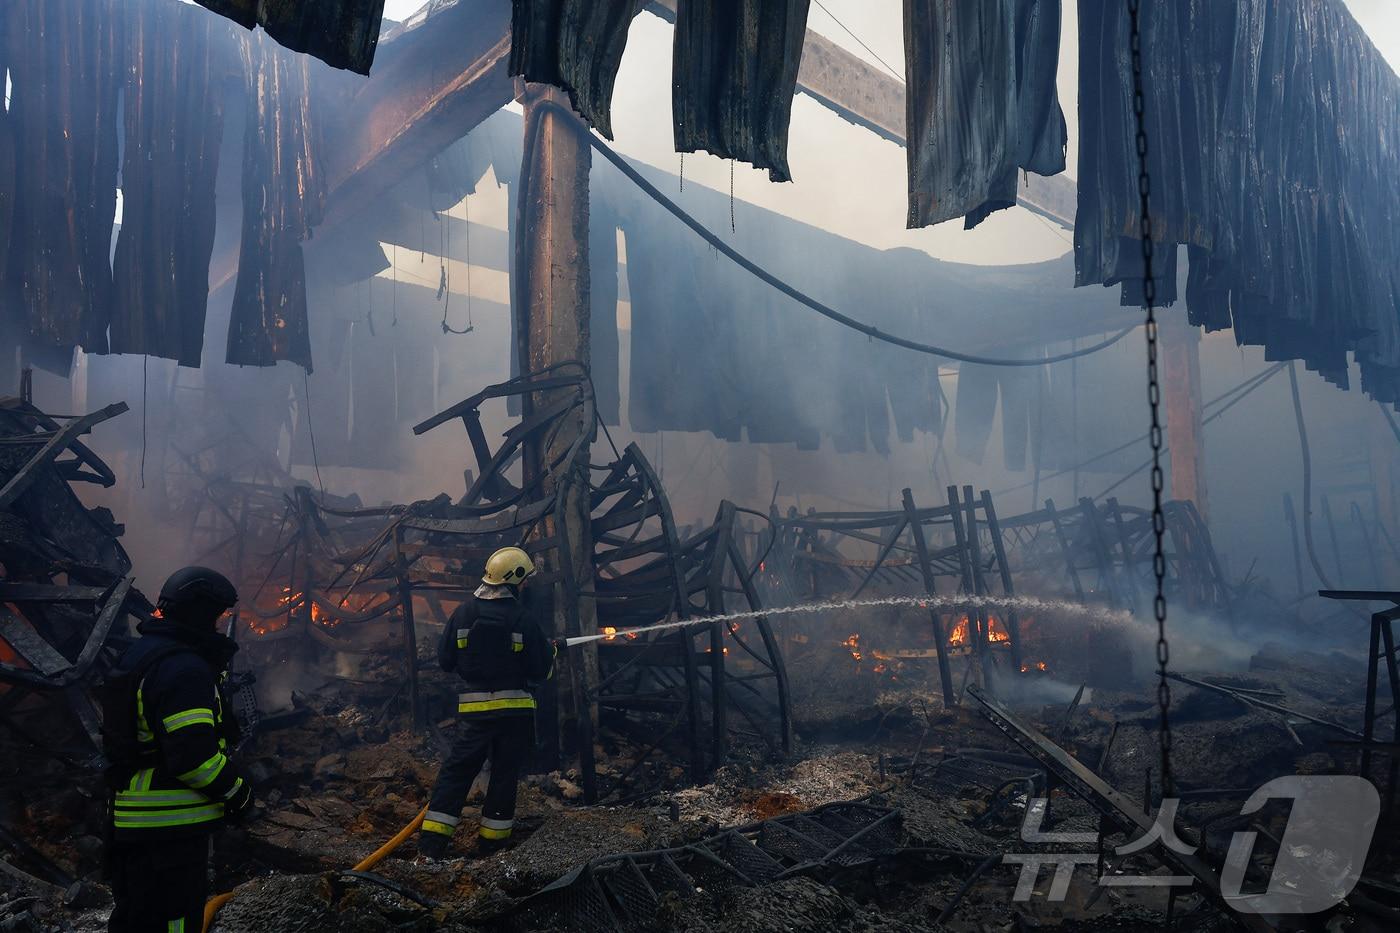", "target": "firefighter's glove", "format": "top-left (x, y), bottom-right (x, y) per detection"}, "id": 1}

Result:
top-left (224, 781), bottom-right (255, 826)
